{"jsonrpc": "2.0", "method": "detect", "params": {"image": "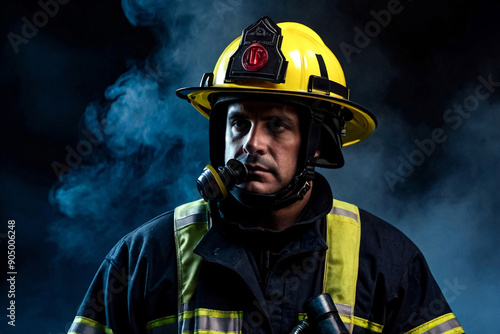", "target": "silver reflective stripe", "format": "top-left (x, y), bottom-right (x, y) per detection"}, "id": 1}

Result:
top-left (334, 302), bottom-right (352, 317)
top-left (177, 306), bottom-right (242, 334)
top-left (68, 320), bottom-right (108, 334)
top-left (196, 316), bottom-right (241, 332)
top-left (422, 318), bottom-right (461, 334)
top-left (178, 315), bottom-right (242, 333)
top-left (334, 303), bottom-right (352, 333)
top-left (329, 207), bottom-right (358, 221)
top-left (176, 213), bottom-right (207, 230)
